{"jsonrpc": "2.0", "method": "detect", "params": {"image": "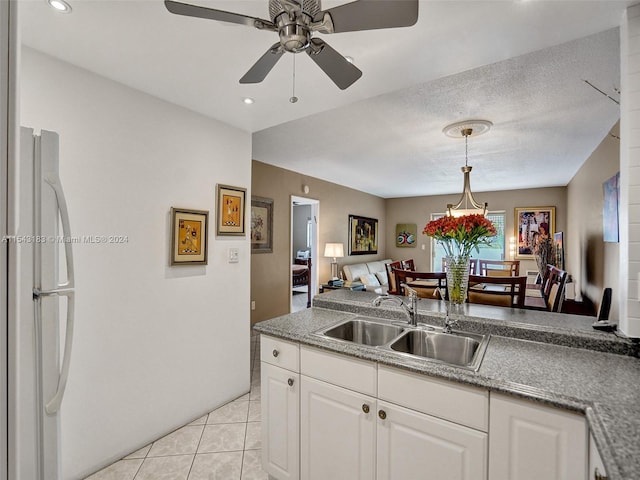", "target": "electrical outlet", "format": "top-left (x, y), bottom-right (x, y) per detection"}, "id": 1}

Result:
top-left (251, 301), bottom-right (256, 310)
top-left (421, 244), bottom-right (426, 250)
